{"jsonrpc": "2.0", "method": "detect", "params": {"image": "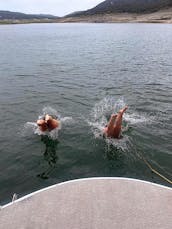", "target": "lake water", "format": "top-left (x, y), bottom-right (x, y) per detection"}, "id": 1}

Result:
top-left (0, 23), bottom-right (172, 204)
